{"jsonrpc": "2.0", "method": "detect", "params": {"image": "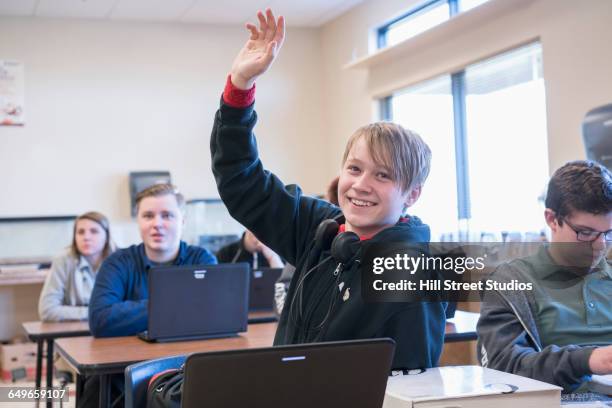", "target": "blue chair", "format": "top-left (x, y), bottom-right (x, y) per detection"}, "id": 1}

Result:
top-left (124, 354), bottom-right (186, 408)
